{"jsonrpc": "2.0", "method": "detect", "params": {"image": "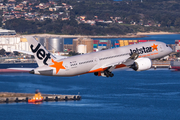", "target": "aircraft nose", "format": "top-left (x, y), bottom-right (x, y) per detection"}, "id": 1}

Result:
top-left (167, 45), bottom-right (173, 54)
top-left (169, 46), bottom-right (173, 53)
